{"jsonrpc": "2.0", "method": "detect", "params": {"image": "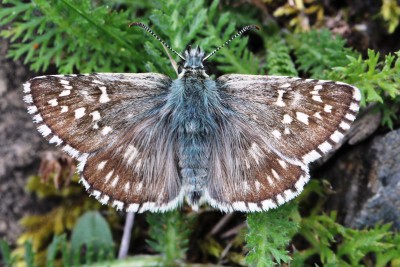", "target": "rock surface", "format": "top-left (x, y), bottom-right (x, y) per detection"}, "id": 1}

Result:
top-left (0, 38), bottom-right (52, 243)
top-left (324, 128), bottom-right (400, 230)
